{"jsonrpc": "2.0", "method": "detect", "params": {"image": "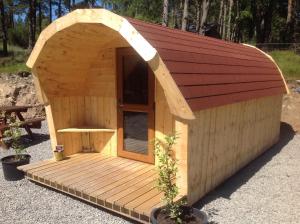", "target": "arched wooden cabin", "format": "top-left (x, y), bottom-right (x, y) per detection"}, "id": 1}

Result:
top-left (22, 9), bottom-right (288, 223)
